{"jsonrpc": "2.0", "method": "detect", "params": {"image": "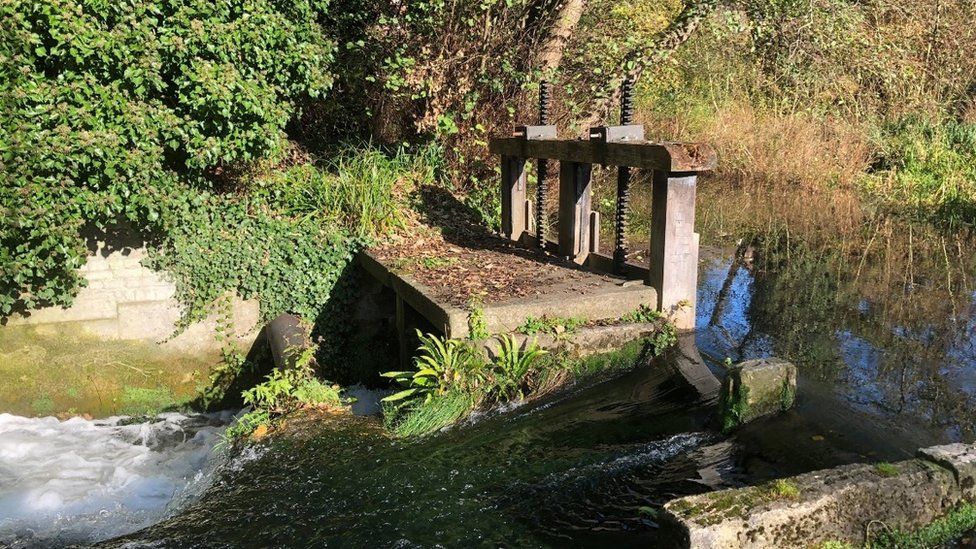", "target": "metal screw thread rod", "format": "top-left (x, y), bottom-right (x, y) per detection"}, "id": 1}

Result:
top-left (536, 80), bottom-right (552, 249)
top-left (614, 77), bottom-right (636, 273)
